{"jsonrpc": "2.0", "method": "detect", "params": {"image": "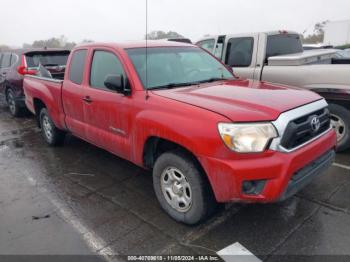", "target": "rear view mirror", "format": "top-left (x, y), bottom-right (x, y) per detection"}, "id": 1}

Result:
top-left (104, 74), bottom-right (130, 95)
